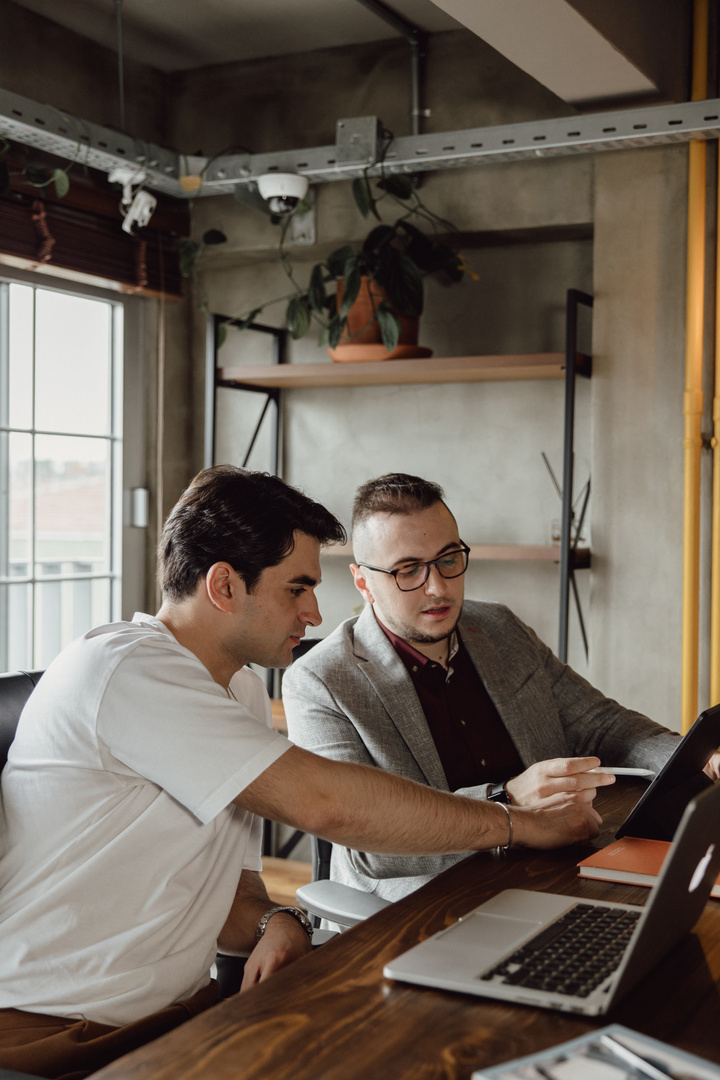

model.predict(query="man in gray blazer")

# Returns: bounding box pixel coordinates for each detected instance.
[283,473,701,903]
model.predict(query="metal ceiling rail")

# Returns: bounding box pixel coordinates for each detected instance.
[2,86,720,200]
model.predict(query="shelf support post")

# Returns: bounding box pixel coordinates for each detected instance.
[559,289,593,663]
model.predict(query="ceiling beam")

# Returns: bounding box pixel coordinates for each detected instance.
[426,0,660,106]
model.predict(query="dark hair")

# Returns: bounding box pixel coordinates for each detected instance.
[352,473,448,532]
[159,465,346,601]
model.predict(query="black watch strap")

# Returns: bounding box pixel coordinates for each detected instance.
[487,781,510,804]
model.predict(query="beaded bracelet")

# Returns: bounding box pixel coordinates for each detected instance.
[497,801,513,852]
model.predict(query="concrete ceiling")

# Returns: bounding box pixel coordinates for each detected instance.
[8,0,671,107]
[8,0,462,71]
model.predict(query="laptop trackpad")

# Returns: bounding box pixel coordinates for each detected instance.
[437,911,546,969]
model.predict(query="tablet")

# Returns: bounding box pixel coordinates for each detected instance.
[615,703,720,840]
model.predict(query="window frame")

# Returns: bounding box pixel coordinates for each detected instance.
[0,265,147,671]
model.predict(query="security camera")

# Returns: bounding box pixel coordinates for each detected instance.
[121,190,157,234]
[257,172,309,215]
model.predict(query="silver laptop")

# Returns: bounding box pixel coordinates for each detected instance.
[383,780,720,1016]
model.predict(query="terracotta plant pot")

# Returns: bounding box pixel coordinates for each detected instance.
[328,276,433,362]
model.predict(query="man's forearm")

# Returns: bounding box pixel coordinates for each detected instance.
[218,870,277,955]
[235,745,599,853]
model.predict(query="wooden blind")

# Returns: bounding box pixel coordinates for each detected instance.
[0,170,188,298]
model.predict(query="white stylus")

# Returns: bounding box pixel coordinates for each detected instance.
[587,766,654,777]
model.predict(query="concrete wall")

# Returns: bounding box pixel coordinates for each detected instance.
[591,145,713,723]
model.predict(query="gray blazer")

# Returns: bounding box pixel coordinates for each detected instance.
[282,600,678,902]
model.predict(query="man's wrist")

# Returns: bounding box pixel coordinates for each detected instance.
[255,905,313,943]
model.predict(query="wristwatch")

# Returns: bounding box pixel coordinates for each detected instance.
[255,905,314,943]
[487,781,511,804]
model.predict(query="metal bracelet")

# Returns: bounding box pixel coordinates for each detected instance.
[497,801,513,853]
[255,905,314,943]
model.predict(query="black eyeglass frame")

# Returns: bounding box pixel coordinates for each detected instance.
[357,543,471,592]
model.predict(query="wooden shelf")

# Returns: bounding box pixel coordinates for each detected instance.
[218,353,567,390]
[323,543,590,567]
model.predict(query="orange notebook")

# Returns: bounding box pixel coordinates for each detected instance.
[577,836,720,896]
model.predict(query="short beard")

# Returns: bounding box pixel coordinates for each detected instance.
[406,627,453,645]
[389,607,460,646]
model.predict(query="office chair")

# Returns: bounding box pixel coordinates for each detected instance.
[283,640,393,929]
[0,669,45,769]
[295,835,391,929]
[0,671,53,1079]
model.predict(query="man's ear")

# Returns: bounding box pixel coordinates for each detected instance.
[350,563,375,605]
[205,562,238,612]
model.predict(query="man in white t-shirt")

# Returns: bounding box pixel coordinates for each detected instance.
[0,466,601,1079]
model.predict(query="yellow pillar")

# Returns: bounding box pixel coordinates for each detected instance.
[682,0,708,732]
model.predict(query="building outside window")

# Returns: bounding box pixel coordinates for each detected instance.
[0,275,139,672]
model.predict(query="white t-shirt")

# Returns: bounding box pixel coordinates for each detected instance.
[0,613,291,1026]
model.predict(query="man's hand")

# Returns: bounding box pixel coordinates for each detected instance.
[512,794,602,849]
[505,756,615,806]
[240,912,312,991]
[704,750,720,782]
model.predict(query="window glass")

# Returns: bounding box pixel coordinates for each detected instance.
[0,280,122,672]
[8,431,32,570]
[34,290,112,436]
[8,283,33,429]
[34,435,110,575]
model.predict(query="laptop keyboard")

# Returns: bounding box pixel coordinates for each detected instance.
[480,903,642,998]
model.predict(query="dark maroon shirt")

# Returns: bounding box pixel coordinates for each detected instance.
[378,620,524,791]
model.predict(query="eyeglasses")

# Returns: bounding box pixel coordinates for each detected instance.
[358,544,471,592]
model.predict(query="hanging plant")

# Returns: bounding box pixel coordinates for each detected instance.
[223,170,470,354]
[0,107,87,201]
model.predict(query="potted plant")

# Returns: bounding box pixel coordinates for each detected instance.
[220,173,470,360]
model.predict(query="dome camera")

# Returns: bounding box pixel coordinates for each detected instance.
[257,172,309,215]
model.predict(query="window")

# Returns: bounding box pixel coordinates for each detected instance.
[0,277,129,671]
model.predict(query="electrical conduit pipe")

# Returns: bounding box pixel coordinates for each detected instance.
[682,0,709,732]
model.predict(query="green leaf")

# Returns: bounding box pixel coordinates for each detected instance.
[438,248,465,283]
[327,314,346,349]
[339,256,362,318]
[287,295,312,339]
[381,248,424,316]
[217,322,228,349]
[53,168,70,198]
[352,177,379,220]
[325,244,356,278]
[377,175,414,200]
[362,224,395,261]
[376,301,401,352]
[202,228,227,245]
[352,177,370,218]
[25,165,51,187]
[308,263,327,313]
[178,239,200,278]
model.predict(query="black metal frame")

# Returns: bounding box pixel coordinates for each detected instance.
[558,288,593,664]
[204,315,286,475]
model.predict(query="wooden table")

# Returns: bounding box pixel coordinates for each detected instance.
[94,781,720,1080]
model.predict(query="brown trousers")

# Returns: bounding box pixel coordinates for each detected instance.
[0,981,220,1080]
